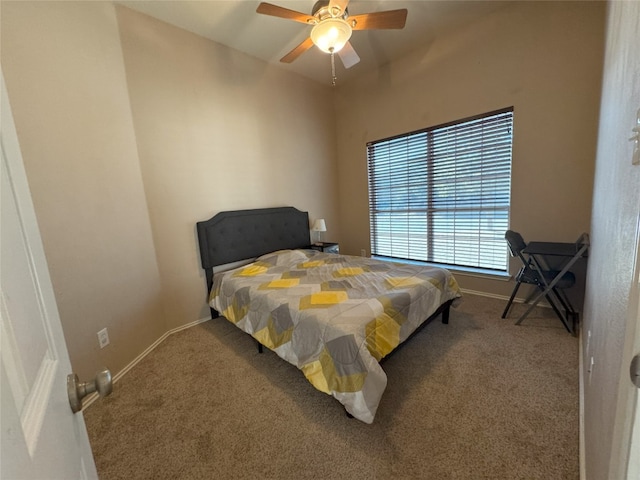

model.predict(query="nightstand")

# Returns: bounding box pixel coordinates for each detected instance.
[310,242,339,254]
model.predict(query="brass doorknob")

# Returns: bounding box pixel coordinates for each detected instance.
[67,368,112,413]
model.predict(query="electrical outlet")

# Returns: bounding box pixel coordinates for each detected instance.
[360,249,366,257]
[97,328,109,349]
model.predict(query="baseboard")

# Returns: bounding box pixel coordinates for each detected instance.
[579,328,586,479]
[460,288,552,308]
[81,316,212,410]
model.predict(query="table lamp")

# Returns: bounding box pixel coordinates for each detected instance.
[312,219,326,245]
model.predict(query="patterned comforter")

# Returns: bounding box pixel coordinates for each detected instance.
[210,249,461,423]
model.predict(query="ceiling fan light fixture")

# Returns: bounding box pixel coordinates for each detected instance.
[310,18,352,53]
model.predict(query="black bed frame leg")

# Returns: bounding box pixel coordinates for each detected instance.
[441,304,450,324]
[253,338,263,354]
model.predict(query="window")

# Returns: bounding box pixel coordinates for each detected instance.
[367,107,513,272]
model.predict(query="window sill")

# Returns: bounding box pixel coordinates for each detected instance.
[371,256,511,281]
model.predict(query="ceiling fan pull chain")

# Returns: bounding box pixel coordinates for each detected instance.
[330,48,337,86]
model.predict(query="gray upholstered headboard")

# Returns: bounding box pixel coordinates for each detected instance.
[196,207,310,302]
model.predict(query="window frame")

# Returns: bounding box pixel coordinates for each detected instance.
[366,107,514,274]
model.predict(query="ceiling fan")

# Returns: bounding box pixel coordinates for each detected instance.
[256,0,407,81]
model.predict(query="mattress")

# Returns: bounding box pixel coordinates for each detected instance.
[210,249,461,423]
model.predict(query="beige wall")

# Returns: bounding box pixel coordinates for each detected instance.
[583,1,640,478]
[1,1,165,381]
[333,1,605,303]
[115,6,339,328]
[1,2,339,379]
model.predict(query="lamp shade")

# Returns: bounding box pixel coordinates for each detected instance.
[312,219,327,232]
[310,18,352,53]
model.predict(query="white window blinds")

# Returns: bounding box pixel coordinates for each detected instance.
[367,108,513,272]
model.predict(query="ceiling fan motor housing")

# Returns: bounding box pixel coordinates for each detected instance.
[255,1,409,70]
[311,0,348,21]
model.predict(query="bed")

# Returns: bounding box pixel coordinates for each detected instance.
[197,206,461,423]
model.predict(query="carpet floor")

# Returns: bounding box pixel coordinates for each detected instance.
[84,293,579,479]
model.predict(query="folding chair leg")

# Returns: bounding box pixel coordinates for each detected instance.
[502,281,522,318]
[544,293,572,333]
[514,289,572,333]
[558,288,579,334]
[550,288,579,333]
[555,288,577,316]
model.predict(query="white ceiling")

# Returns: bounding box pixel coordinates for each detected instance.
[118,0,509,86]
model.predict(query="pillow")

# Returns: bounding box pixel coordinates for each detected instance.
[256,249,311,266]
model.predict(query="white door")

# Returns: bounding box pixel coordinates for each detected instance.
[621,215,640,479]
[0,71,98,478]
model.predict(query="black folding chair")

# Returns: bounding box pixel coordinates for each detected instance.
[502,230,577,332]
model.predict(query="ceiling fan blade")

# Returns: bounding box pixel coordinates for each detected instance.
[280,37,315,63]
[256,2,315,24]
[328,0,350,15]
[338,41,360,69]
[349,9,408,30]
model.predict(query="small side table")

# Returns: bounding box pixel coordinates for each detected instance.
[310,242,339,254]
